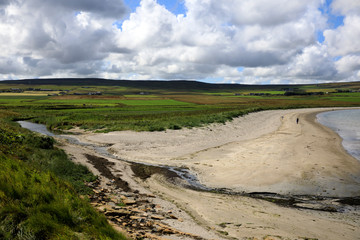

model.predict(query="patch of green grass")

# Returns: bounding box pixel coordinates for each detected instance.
[0,120,127,239]
[116,99,193,106]
[0,154,125,240]
[124,94,159,98]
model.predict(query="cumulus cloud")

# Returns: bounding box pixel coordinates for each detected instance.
[324,15,360,56]
[186,0,316,26]
[336,55,360,74]
[0,0,128,78]
[331,0,360,15]
[288,44,337,79]
[0,0,359,83]
[110,0,329,82]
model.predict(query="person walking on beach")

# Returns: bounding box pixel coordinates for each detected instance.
[296,118,299,124]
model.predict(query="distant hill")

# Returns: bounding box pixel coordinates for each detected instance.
[0,78,359,91]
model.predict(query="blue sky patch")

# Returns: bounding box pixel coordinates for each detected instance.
[319,0,344,29]
[124,0,186,15]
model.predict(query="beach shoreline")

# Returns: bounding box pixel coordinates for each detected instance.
[59,107,360,239]
[77,107,360,197]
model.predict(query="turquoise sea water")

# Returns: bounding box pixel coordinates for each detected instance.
[317,109,360,161]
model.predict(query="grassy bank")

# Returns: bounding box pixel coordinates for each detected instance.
[0,120,126,239]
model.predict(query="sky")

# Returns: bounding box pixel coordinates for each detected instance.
[0,0,359,84]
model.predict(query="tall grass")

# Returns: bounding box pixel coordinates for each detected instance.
[0,155,125,240]
[0,120,126,239]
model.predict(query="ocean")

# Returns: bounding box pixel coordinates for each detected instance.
[317,109,360,161]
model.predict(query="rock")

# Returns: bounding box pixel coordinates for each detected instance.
[112,206,122,210]
[130,216,142,220]
[151,215,165,220]
[136,199,150,204]
[131,208,143,213]
[122,193,134,197]
[146,221,154,227]
[123,199,137,205]
[169,214,178,220]
[162,228,175,234]
[98,205,114,212]
[105,209,131,217]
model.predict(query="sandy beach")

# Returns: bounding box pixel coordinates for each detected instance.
[79,108,360,197]
[60,108,360,239]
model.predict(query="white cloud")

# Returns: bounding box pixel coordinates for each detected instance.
[0,0,127,79]
[0,0,359,83]
[336,55,360,74]
[324,15,360,56]
[109,0,329,81]
[288,44,337,79]
[331,0,360,15]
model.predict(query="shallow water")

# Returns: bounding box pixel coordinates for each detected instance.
[317,109,360,161]
[17,121,55,137]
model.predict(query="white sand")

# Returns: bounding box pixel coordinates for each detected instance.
[78,108,360,197]
[62,108,360,239]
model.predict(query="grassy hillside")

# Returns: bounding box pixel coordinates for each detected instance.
[0,118,126,240]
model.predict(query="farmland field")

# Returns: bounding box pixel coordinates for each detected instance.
[0,79,359,132]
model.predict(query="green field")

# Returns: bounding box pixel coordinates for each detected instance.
[0,79,359,132]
